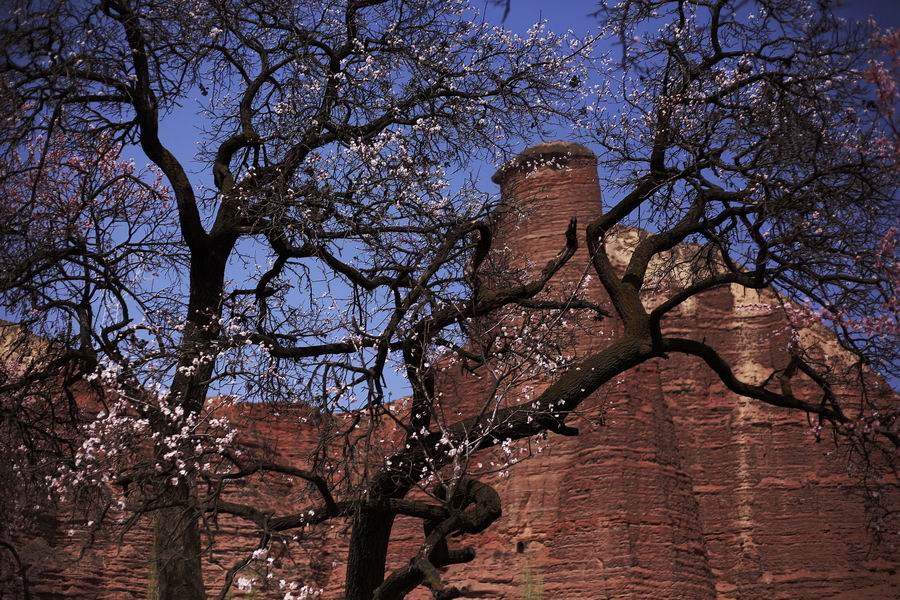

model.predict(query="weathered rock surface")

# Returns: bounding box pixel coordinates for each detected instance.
[3,142,898,599]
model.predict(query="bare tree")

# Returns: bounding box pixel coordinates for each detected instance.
[1,1,592,598]
[0,1,897,599]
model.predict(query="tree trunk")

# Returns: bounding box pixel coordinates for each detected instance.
[345,508,396,600]
[150,252,230,600]
[152,484,205,600]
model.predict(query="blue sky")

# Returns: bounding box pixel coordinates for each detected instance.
[1,2,896,402]
[150,0,900,190]
[109,1,900,401]
[485,0,900,33]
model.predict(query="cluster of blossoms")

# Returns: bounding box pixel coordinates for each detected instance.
[865,28,900,118]
[235,570,320,600]
[48,379,239,509]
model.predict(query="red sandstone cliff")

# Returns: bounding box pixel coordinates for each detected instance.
[3,142,898,599]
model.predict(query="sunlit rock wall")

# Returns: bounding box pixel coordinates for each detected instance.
[3,143,898,600]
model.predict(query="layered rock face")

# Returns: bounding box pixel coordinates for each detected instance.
[3,143,898,599]
[422,143,899,599]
